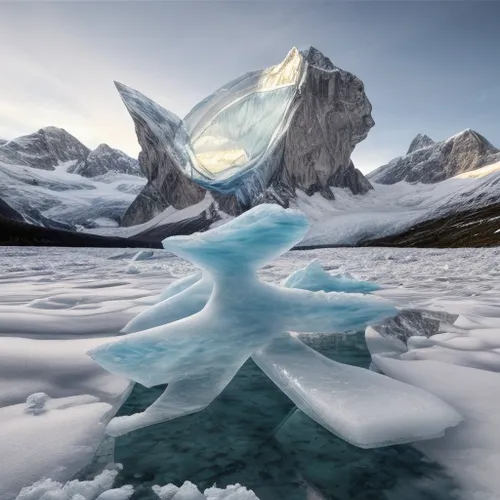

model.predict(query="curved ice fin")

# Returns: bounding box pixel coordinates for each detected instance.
[123,273,211,334]
[158,271,202,303]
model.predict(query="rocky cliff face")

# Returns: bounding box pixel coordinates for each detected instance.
[277,47,374,200]
[119,46,374,228]
[369,129,500,185]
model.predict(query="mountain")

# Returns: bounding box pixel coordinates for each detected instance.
[294,132,500,247]
[0,126,90,171]
[116,47,374,231]
[0,127,145,229]
[69,143,141,178]
[368,129,500,184]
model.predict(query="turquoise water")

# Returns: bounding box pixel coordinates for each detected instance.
[114,333,457,499]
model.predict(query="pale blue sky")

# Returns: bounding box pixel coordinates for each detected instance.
[0,1,499,173]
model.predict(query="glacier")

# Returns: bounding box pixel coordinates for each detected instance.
[89,204,461,447]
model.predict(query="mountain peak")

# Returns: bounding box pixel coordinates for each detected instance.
[300,46,336,71]
[406,134,435,155]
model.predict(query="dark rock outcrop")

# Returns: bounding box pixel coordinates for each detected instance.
[369,129,500,185]
[0,198,24,221]
[406,134,435,155]
[118,47,374,228]
[0,213,159,248]
[276,47,374,199]
[69,144,141,178]
[363,203,500,248]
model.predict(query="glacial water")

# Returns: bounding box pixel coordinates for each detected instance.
[113,333,457,500]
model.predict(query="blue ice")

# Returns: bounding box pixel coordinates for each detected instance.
[88,205,461,445]
[282,259,381,293]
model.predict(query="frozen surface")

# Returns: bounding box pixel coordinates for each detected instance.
[0,335,131,499]
[89,205,397,436]
[1,244,500,498]
[131,250,154,262]
[366,258,500,500]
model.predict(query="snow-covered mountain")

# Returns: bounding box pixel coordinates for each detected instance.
[0,127,145,229]
[368,129,500,185]
[296,132,500,246]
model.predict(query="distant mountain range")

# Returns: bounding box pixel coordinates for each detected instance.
[1,125,499,248]
[0,127,145,231]
[0,47,499,247]
[368,129,500,184]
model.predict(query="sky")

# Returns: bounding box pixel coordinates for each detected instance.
[0,1,499,174]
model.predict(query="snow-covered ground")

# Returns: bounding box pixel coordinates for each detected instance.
[298,167,500,245]
[86,165,500,246]
[0,246,499,499]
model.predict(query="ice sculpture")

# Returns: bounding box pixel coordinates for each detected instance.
[88,205,461,445]
[118,46,374,227]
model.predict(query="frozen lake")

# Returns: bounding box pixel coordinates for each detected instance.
[1,246,499,499]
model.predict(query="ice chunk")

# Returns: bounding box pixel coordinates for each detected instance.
[24,392,50,415]
[96,486,135,500]
[15,468,134,500]
[89,205,396,436]
[124,265,139,275]
[153,482,204,500]
[253,334,462,448]
[131,250,154,262]
[203,483,259,500]
[282,259,381,293]
[152,482,260,500]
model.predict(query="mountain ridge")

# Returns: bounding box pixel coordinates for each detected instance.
[0,127,145,230]
[368,129,500,185]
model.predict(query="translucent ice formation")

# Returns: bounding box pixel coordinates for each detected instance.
[89,204,461,445]
[252,335,462,448]
[282,259,381,293]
